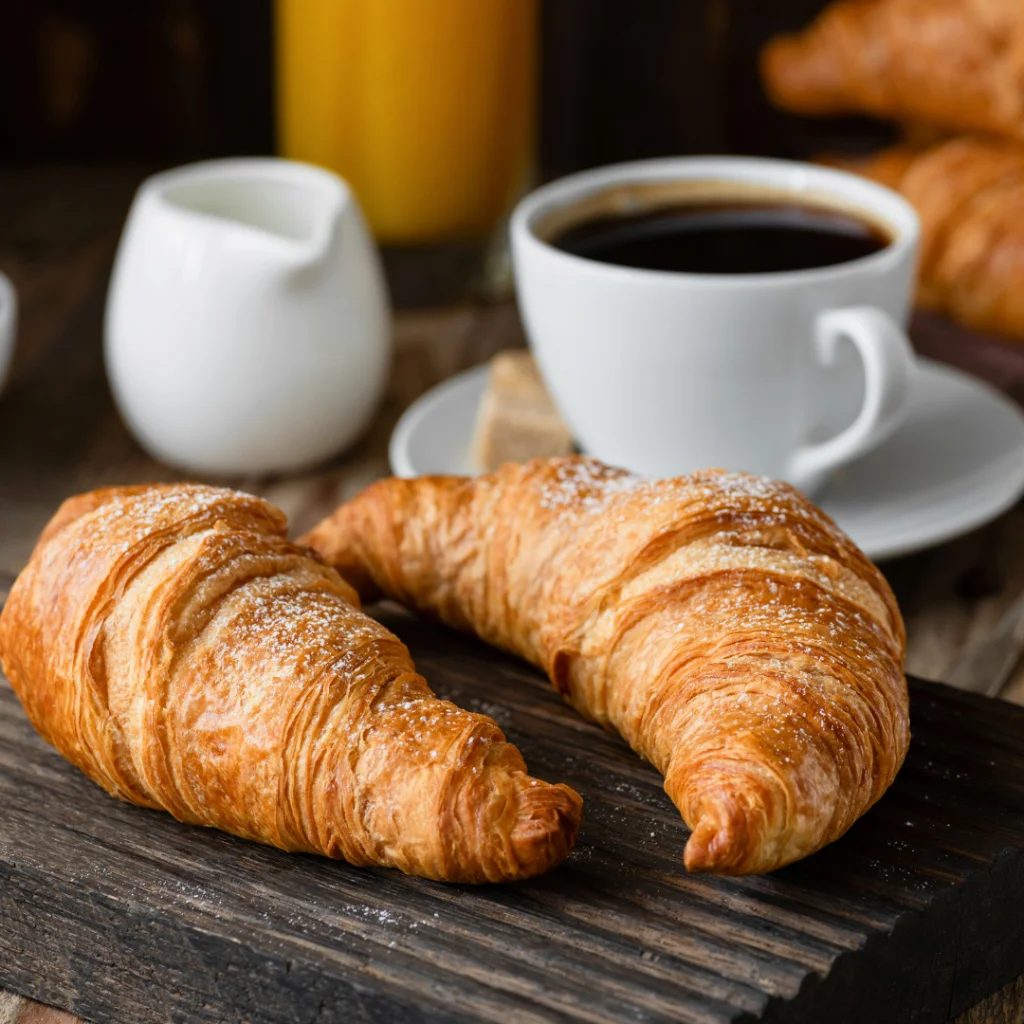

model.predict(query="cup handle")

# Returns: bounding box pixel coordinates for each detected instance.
[0,271,17,394]
[786,306,916,492]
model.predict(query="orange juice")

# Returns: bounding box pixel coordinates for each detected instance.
[275,0,537,244]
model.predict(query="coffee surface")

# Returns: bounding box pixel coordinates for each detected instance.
[551,201,890,274]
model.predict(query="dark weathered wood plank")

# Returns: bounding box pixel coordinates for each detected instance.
[2,609,1024,1024]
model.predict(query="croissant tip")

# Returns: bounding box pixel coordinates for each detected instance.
[509,781,583,879]
[683,805,756,875]
[683,830,727,874]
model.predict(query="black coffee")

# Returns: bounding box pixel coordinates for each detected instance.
[551,201,891,275]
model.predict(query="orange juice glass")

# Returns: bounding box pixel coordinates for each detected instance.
[276,0,537,245]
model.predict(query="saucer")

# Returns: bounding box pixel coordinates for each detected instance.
[390,358,1024,561]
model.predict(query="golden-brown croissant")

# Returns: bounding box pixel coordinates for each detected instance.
[302,458,910,875]
[761,0,1024,142]
[828,137,1024,340]
[0,484,581,883]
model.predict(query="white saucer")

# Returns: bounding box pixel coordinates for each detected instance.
[390,358,1024,562]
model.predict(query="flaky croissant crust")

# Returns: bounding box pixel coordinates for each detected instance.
[303,458,910,875]
[0,484,581,883]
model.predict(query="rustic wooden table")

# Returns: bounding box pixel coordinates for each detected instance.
[1,166,1023,1024]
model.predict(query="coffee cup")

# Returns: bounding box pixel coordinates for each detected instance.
[510,157,919,492]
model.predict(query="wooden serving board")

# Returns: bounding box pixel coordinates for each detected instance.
[2,608,1024,1024]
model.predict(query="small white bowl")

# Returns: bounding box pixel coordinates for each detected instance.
[0,271,17,395]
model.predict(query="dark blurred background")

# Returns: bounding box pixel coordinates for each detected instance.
[0,0,892,174]
[0,0,275,163]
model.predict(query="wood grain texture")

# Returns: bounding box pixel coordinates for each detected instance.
[2,609,1024,1024]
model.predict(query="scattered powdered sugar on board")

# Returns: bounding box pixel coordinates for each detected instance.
[464,699,512,728]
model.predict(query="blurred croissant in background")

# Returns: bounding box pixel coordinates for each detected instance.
[763,0,1024,343]
[761,0,1024,143]
[826,138,1024,341]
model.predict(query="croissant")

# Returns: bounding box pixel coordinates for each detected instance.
[0,484,581,883]
[761,0,1024,143]
[302,458,910,875]
[828,137,1024,340]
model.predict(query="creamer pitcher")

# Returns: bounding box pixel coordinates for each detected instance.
[105,158,390,475]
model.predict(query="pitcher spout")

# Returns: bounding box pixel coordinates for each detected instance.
[149,158,350,273]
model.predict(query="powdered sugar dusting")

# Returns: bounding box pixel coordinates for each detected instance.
[537,458,643,513]
[533,459,842,537]
[72,484,282,562]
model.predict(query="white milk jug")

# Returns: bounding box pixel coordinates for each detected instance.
[106,159,390,475]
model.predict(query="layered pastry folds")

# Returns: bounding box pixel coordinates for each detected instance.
[304,458,910,875]
[0,484,581,882]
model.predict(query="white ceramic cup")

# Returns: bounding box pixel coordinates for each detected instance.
[510,157,920,492]
[106,158,391,475]
[0,271,17,396]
